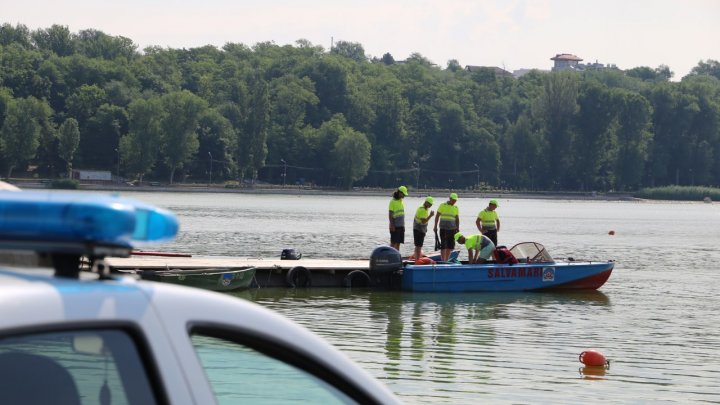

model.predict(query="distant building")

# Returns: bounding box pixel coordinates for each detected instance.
[551,53,583,71]
[72,169,112,183]
[551,53,617,72]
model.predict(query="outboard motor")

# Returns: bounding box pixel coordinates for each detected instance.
[281,248,302,260]
[369,245,402,274]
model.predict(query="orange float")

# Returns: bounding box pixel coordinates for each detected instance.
[579,349,609,367]
[415,257,436,265]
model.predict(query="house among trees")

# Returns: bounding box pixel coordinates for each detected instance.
[551,53,617,72]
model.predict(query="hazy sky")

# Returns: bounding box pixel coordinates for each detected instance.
[4,0,719,79]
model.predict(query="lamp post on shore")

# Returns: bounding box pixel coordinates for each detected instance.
[473,163,480,189]
[208,152,212,186]
[280,158,287,187]
[115,148,120,184]
[414,161,420,189]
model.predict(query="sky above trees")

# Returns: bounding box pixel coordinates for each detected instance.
[4,0,718,80]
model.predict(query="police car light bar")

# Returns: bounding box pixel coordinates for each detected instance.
[0,191,179,256]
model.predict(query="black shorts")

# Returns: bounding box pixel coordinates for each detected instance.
[439,229,456,249]
[390,227,405,244]
[484,229,498,246]
[413,229,426,247]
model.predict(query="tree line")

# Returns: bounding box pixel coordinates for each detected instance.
[1,23,719,190]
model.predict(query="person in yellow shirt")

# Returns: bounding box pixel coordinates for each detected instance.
[455,232,495,264]
[476,199,500,246]
[412,196,435,260]
[388,186,408,250]
[433,193,459,262]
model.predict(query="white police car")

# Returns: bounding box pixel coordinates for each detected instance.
[0,190,400,405]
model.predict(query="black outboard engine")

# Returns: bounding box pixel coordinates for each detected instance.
[281,248,302,260]
[369,246,402,274]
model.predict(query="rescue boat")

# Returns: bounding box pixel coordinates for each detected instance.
[370,242,614,292]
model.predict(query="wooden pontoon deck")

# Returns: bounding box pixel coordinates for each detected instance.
[106,257,374,288]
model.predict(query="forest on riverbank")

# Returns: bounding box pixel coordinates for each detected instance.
[1,23,719,191]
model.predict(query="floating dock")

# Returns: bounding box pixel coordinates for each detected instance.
[105,257,378,288]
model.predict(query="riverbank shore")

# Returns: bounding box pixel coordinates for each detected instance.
[9,179,641,201]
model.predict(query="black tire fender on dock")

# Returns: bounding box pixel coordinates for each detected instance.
[343,270,371,288]
[286,266,312,288]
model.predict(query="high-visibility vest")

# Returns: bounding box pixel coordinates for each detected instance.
[414,206,430,233]
[437,202,458,230]
[389,198,405,227]
[464,234,492,250]
[478,209,498,230]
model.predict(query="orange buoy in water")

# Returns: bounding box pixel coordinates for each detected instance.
[415,257,436,265]
[579,349,609,367]
[608,230,615,235]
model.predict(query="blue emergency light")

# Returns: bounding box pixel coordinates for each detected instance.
[0,191,179,252]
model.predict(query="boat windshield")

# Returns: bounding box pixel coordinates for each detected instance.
[509,242,554,263]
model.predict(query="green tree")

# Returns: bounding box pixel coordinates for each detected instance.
[0,97,44,178]
[244,79,270,182]
[646,84,697,186]
[31,25,75,56]
[160,91,208,183]
[503,112,545,189]
[266,75,318,179]
[536,72,579,188]
[0,23,31,48]
[194,108,236,181]
[57,118,80,177]
[625,66,672,82]
[332,125,371,189]
[65,84,107,123]
[74,29,137,61]
[614,90,652,190]
[571,82,617,190]
[0,87,12,129]
[689,59,720,80]
[331,41,366,63]
[381,52,395,65]
[302,56,351,125]
[78,104,127,171]
[120,98,164,183]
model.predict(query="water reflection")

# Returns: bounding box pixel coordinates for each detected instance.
[233,288,611,394]
[579,365,608,379]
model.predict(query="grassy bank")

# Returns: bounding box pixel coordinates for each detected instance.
[634,186,719,201]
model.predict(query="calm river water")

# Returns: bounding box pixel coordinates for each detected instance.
[120,191,720,404]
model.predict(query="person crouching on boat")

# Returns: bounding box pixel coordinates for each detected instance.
[434,193,459,262]
[413,196,435,260]
[455,232,495,264]
[389,186,408,251]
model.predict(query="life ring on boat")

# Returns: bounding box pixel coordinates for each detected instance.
[286,266,312,288]
[343,270,371,288]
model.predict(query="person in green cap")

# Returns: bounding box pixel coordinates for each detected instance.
[455,232,495,264]
[476,199,500,246]
[433,193,459,262]
[412,196,435,260]
[388,186,408,250]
